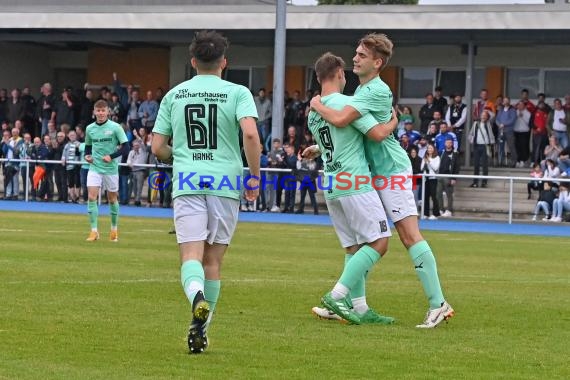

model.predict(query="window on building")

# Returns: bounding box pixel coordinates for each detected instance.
[224,68,250,89]
[436,69,486,99]
[506,69,539,99]
[544,70,570,98]
[401,68,434,99]
[251,67,266,93]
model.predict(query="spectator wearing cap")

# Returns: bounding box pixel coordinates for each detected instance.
[402,120,421,146]
[469,110,495,188]
[434,122,458,154]
[396,105,414,138]
[437,137,460,217]
[445,94,468,151]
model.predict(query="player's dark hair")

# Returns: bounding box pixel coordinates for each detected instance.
[190,30,229,70]
[314,52,345,83]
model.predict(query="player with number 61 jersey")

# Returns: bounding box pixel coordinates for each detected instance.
[153,76,258,200]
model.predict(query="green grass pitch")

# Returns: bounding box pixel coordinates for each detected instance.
[0,211,569,380]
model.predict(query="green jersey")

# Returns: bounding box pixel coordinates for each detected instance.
[308,93,377,200]
[84,120,128,175]
[349,76,410,176]
[153,75,258,200]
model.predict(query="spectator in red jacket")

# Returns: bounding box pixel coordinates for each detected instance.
[532,101,549,164]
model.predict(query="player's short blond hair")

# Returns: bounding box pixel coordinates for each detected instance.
[358,33,394,71]
[314,52,345,82]
[94,99,108,109]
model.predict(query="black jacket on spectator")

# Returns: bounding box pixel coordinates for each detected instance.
[538,188,557,208]
[8,99,25,123]
[439,148,460,179]
[419,103,441,134]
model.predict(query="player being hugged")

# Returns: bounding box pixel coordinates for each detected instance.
[84,99,129,242]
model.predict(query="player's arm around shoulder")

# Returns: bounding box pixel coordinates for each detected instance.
[310,95,360,128]
[365,107,399,142]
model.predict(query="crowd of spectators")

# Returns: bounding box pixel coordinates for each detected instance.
[1,76,570,221]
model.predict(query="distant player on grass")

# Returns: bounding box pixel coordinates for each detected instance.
[309,52,398,325]
[310,33,454,328]
[84,99,129,242]
[152,30,260,353]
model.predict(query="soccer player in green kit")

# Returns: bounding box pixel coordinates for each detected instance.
[311,33,454,328]
[152,31,260,353]
[309,52,399,325]
[84,99,129,242]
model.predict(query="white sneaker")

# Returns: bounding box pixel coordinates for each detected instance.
[428,215,438,220]
[532,215,537,221]
[240,205,247,212]
[270,205,280,212]
[416,301,455,329]
[550,216,562,222]
[542,216,551,222]
[311,306,342,321]
[441,210,452,218]
[420,215,427,220]
[247,205,255,212]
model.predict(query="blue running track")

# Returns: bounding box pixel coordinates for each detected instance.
[0,200,568,238]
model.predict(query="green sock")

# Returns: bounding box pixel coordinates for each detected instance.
[336,245,380,293]
[204,279,221,314]
[409,240,445,309]
[180,260,204,305]
[110,202,119,229]
[204,279,220,330]
[87,200,98,230]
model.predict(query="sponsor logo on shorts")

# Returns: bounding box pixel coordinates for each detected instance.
[379,220,388,232]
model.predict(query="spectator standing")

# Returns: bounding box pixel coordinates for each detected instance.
[21,87,37,137]
[37,135,55,201]
[433,86,448,115]
[548,98,570,149]
[53,132,68,202]
[445,94,467,151]
[532,102,549,164]
[473,89,496,122]
[127,90,142,132]
[396,106,414,138]
[434,122,457,154]
[402,120,421,146]
[79,89,95,127]
[19,133,33,198]
[254,88,272,146]
[1,128,23,199]
[519,89,536,114]
[469,110,495,188]
[139,90,159,131]
[0,89,7,125]
[266,138,285,212]
[37,83,56,138]
[55,88,75,129]
[282,143,297,213]
[496,97,517,167]
[514,102,531,167]
[420,143,440,220]
[62,130,81,203]
[127,139,148,206]
[408,147,422,207]
[419,93,438,134]
[8,88,25,126]
[437,138,459,217]
[294,151,319,215]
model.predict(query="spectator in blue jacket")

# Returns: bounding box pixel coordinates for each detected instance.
[402,120,421,146]
[496,96,518,167]
[434,122,458,154]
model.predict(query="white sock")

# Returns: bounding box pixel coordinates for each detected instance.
[91,228,98,232]
[352,296,369,315]
[111,226,117,231]
[331,282,349,300]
